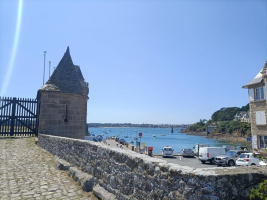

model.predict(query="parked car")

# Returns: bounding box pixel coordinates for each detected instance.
[182,148,195,157]
[215,150,250,167]
[199,147,226,164]
[222,145,235,152]
[162,146,174,158]
[119,138,126,145]
[259,159,267,166]
[236,153,260,166]
[236,146,248,151]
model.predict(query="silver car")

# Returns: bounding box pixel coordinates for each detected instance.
[182,148,195,157]
[215,150,250,167]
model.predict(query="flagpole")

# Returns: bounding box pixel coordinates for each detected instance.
[49,61,51,79]
[43,51,47,85]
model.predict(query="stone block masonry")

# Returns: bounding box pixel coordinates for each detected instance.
[38,134,267,200]
[38,92,87,139]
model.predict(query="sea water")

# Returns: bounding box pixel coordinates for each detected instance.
[87,127,248,154]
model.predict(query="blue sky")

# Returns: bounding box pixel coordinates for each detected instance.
[0,0,267,124]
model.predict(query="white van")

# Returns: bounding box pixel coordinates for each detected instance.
[199,147,226,164]
[192,143,209,156]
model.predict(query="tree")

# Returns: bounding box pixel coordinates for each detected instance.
[249,180,267,199]
[211,107,245,122]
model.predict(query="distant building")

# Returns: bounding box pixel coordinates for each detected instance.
[207,125,217,135]
[234,111,250,123]
[242,60,267,150]
[37,47,89,139]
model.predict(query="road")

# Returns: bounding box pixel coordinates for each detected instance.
[154,155,219,168]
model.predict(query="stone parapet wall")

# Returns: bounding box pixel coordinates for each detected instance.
[38,92,87,139]
[38,134,267,200]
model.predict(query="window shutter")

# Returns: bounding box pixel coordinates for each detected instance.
[252,135,257,149]
[256,111,266,125]
[248,89,254,102]
[256,111,261,124]
[262,111,266,124]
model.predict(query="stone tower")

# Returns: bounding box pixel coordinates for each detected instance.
[37,47,89,139]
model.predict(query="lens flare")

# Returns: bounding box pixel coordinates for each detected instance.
[0,0,23,96]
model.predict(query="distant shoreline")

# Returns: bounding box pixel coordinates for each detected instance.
[185,131,207,136]
[183,131,247,142]
[89,127,185,129]
[206,133,247,142]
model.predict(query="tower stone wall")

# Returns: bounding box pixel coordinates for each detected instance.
[38,92,87,139]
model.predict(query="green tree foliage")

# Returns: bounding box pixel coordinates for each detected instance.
[186,104,250,134]
[240,103,249,112]
[211,104,249,122]
[211,107,241,121]
[188,119,207,132]
[249,180,267,199]
[213,121,251,136]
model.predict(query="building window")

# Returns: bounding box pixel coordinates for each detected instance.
[259,136,267,149]
[256,111,266,125]
[255,87,265,101]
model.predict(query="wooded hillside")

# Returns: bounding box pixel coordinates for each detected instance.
[184,104,250,136]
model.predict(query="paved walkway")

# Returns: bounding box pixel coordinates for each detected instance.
[0,138,97,200]
[104,139,135,150]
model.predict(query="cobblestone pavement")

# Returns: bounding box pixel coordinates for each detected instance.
[0,138,97,200]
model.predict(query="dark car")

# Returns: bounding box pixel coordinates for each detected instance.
[236,146,248,151]
[119,138,126,145]
[215,150,250,167]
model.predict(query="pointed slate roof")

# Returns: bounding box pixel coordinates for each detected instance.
[74,65,84,80]
[39,47,84,96]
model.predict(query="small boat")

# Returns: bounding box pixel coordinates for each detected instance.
[134,130,138,132]
[161,134,166,136]
[152,135,156,137]
[134,137,138,140]
[129,140,134,143]
[121,130,125,133]
[124,136,128,138]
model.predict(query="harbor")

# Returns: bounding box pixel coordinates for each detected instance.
[86,127,248,154]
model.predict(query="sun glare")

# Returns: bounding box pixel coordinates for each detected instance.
[0,0,23,96]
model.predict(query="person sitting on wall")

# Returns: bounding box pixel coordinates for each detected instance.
[120,145,123,149]
[116,144,119,148]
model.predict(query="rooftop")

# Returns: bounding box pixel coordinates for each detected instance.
[242,60,267,89]
[39,47,87,96]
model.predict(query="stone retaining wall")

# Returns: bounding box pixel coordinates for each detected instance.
[38,134,267,200]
